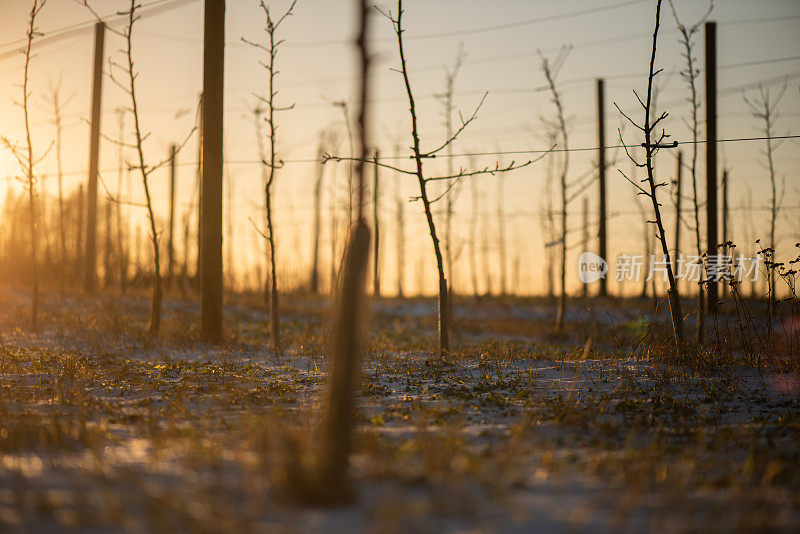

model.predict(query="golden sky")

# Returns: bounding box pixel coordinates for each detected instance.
[1,0,799,295]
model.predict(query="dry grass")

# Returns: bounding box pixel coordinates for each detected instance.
[0,287,798,532]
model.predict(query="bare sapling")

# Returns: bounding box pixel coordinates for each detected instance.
[582,196,589,297]
[104,196,113,287]
[243,0,298,352]
[617,0,685,354]
[396,160,405,298]
[540,47,571,330]
[672,150,683,276]
[328,0,539,354]
[437,45,466,297]
[251,103,269,297]
[668,0,712,344]
[46,80,73,293]
[371,149,380,296]
[1,0,49,330]
[539,128,558,299]
[167,144,177,290]
[743,83,787,312]
[115,108,128,292]
[181,204,191,295]
[481,222,492,295]
[497,174,508,296]
[633,189,654,300]
[194,93,203,292]
[331,100,356,226]
[75,184,84,278]
[721,167,729,295]
[77,0,196,335]
[309,131,329,295]
[329,167,339,294]
[469,163,480,298]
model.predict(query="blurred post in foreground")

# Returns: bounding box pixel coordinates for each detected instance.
[200,0,224,341]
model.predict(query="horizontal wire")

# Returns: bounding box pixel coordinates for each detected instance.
[8,134,797,180]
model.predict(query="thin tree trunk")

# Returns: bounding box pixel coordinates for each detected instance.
[113,1,164,335]
[104,199,113,287]
[244,1,298,351]
[669,0,710,344]
[704,21,718,316]
[195,94,204,291]
[469,176,479,298]
[116,109,127,292]
[722,168,729,295]
[167,144,177,290]
[497,175,507,296]
[267,185,280,350]
[226,165,234,292]
[330,177,339,295]
[310,141,324,295]
[673,150,682,278]
[582,196,588,298]
[20,2,44,329]
[182,209,190,295]
[639,203,651,299]
[76,185,84,280]
[53,89,67,294]
[441,48,463,299]
[372,149,380,296]
[540,53,570,330]
[393,4,448,353]
[641,0,685,353]
[396,176,405,298]
[482,224,491,297]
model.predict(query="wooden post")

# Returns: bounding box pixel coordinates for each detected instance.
[596,78,607,297]
[319,222,369,501]
[317,0,372,499]
[705,21,718,314]
[673,151,683,277]
[200,0,224,341]
[167,144,177,290]
[83,22,105,293]
[372,149,380,296]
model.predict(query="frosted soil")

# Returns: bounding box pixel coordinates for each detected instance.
[1,289,798,533]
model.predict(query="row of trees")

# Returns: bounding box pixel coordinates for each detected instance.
[1,0,792,351]
[1,0,794,501]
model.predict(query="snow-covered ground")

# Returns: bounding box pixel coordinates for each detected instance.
[1,289,798,532]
